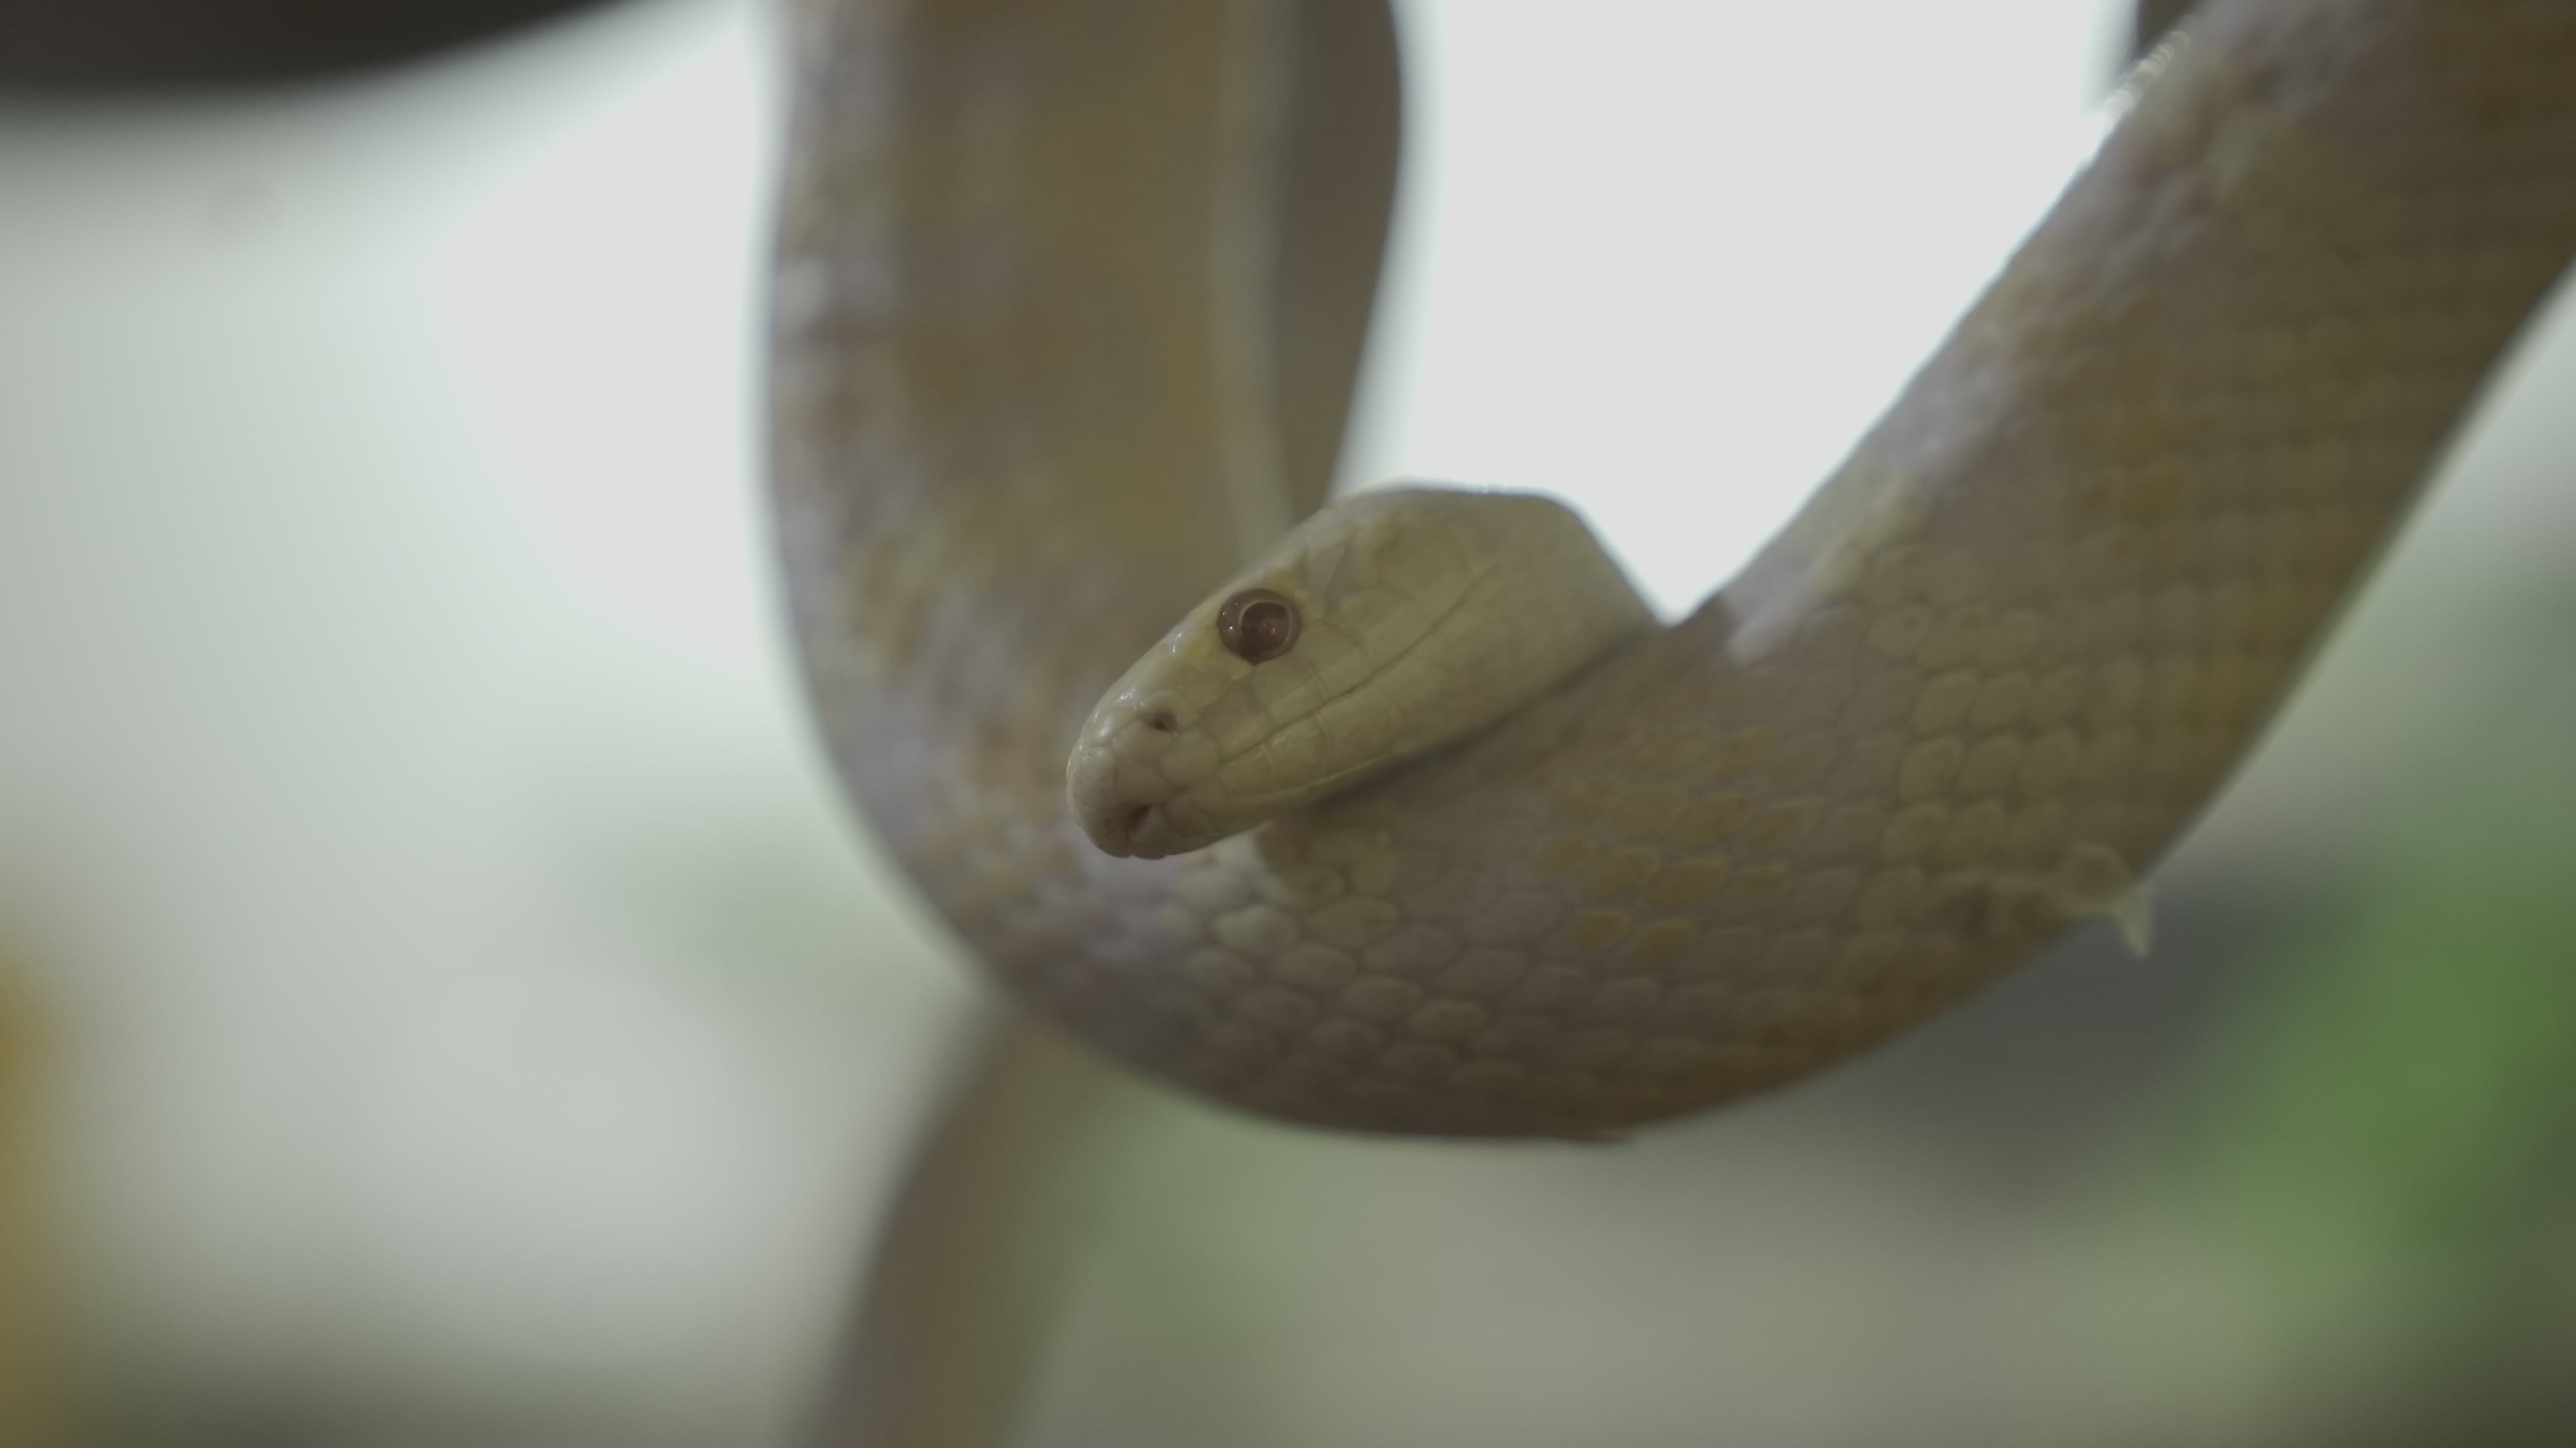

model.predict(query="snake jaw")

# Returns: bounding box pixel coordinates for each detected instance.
[1103,802,1187,860]
[1081,800,1155,859]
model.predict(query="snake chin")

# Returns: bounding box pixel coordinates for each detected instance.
[1079,793,1216,861]
[1102,802,1185,860]
[1084,801,1151,858]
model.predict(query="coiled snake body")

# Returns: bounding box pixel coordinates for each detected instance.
[772,0,2576,1138]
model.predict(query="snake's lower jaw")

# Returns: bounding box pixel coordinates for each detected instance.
[1066,733,1186,860]
[1074,794,1211,861]
[1108,802,1191,860]
[1070,765,1226,860]
[1079,804,1145,859]
[1069,749,1221,859]
[1066,765,1149,859]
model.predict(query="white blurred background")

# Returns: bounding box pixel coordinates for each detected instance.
[4,1,2574,1443]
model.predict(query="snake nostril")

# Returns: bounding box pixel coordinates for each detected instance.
[1123,804,1152,839]
[1143,708,1178,733]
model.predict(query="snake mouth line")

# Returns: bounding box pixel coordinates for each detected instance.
[1111,802,1154,856]
[1079,798,1166,859]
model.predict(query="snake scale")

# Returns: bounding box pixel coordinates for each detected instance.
[770,0,2576,1138]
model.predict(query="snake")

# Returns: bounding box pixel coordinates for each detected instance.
[769,0,2576,1139]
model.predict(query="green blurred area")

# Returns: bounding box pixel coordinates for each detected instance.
[2160,589,2576,1445]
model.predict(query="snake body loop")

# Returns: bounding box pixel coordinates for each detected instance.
[773,0,2576,1138]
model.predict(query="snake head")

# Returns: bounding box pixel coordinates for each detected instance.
[1067,487,1653,859]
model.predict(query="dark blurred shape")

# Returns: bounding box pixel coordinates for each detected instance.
[0,0,614,85]
[2131,0,2194,62]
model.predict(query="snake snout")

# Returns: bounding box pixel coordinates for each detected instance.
[1066,691,1204,857]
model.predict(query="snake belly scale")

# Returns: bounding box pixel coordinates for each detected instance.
[771,0,2576,1138]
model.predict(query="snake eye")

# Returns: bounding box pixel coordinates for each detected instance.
[1217,588,1300,664]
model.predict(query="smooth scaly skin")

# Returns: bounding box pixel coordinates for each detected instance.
[773,0,2576,1138]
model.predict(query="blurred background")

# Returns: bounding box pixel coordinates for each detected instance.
[2,1,2572,1444]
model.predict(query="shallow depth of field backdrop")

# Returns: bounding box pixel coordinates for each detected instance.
[2,1,2572,1444]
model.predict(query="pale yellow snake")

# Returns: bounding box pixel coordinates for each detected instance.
[770,0,2576,1139]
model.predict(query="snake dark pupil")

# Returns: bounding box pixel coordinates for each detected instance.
[1240,604,1289,654]
[1218,589,1300,663]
